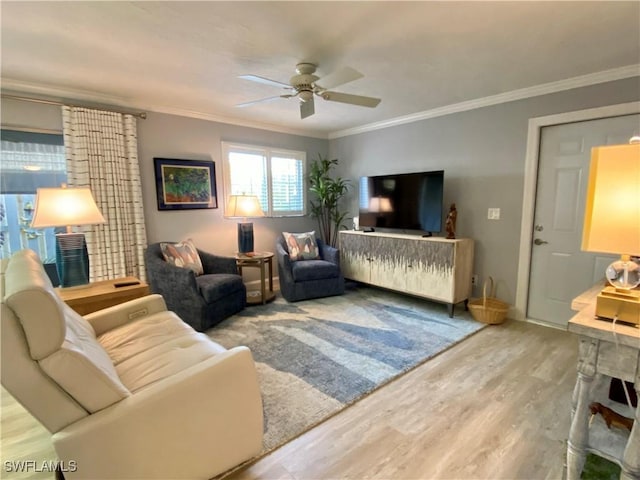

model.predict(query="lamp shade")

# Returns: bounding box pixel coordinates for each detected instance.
[225,195,265,218]
[31,187,106,228]
[30,187,105,288]
[581,144,640,256]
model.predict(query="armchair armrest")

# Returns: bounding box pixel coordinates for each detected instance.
[84,294,168,336]
[146,256,205,312]
[148,256,199,291]
[320,243,340,267]
[53,347,263,480]
[198,249,238,275]
[275,242,294,282]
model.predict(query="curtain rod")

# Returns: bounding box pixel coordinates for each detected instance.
[1,94,147,119]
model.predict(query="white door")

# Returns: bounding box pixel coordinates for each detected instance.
[527,114,639,327]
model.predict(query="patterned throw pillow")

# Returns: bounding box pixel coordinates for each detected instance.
[282,231,320,262]
[160,239,204,275]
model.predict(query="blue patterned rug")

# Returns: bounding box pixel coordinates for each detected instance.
[207,283,485,453]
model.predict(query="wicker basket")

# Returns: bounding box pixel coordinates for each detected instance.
[468,276,509,325]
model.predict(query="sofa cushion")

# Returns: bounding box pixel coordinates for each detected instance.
[196,274,245,303]
[4,250,66,360]
[4,249,130,414]
[160,239,204,275]
[292,259,340,282]
[282,231,320,261]
[98,311,198,365]
[38,306,131,413]
[100,311,226,392]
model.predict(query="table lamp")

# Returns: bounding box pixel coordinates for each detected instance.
[581,142,640,325]
[226,194,264,254]
[31,186,106,288]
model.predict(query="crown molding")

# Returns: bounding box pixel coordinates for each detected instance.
[0,79,329,140]
[141,103,329,139]
[328,64,640,139]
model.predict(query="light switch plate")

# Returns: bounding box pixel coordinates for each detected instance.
[488,208,501,220]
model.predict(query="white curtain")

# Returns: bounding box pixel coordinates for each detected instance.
[62,106,147,281]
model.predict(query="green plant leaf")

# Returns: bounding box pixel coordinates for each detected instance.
[307,153,351,247]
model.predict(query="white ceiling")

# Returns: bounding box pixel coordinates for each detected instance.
[2,1,639,138]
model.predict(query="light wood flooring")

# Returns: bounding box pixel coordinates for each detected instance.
[1,320,577,480]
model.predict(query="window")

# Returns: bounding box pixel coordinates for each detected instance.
[222,142,306,217]
[0,129,67,260]
[358,176,369,210]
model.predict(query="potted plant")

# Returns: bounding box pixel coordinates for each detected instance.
[308,154,350,248]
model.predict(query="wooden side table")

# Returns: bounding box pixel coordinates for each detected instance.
[566,286,640,480]
[235,252,275,305]
[56,277,150,315]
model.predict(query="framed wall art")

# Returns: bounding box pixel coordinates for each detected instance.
[154,158,217,210]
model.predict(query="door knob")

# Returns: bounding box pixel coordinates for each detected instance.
[534,238,548,245]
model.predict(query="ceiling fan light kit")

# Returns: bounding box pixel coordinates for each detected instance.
[238,62,381,119]
[298,90,314,103]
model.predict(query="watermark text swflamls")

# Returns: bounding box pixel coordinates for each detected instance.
[4,460,78,473]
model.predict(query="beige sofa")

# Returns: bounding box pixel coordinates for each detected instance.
[1,249,263,479]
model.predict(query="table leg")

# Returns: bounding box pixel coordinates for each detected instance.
[260,260,266,305]
[620,379,640,480]
[566,338,598,480]
[267,258,273,292]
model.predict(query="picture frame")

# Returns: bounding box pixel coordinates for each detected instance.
[154,158,217,210]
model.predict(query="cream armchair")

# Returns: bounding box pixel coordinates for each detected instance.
[1,250,263,479]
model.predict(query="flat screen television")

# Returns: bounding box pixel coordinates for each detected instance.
[358,170,444,234]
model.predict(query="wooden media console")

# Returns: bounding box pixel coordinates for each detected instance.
[339,231,474,317]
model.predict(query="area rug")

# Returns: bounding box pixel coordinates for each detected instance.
[207,284,485,454]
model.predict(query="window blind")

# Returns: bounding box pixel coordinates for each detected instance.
[223,142,306,217]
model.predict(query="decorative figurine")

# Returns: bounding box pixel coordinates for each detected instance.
[589,402,634,432]
[445,203,457,239]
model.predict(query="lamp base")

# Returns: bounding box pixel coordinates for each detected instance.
[56,233,90,288]
[237,222,254,254]
[595,286,640,326]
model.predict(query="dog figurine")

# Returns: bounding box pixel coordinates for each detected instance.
[589,402,634,432]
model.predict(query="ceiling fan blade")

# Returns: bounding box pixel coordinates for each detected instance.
[320,91,381,108]
[315,67,363,90]
[239,74,292,89]
[236,95,289,108]
[300,96,315,119]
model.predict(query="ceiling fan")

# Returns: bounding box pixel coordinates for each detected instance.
[237,63,381,119]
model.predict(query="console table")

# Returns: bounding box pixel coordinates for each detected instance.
[56,277,149,315]
[235,252,275,305]
[339,231,474,316]
[566,285,640,479]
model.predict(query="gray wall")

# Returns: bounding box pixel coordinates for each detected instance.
[137,113,325,265]
[3,77,639,298]
[0,98,326,282]
[329,77,640,304]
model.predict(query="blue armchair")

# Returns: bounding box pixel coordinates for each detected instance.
[276,234,345,302]
[145,243,246,331]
